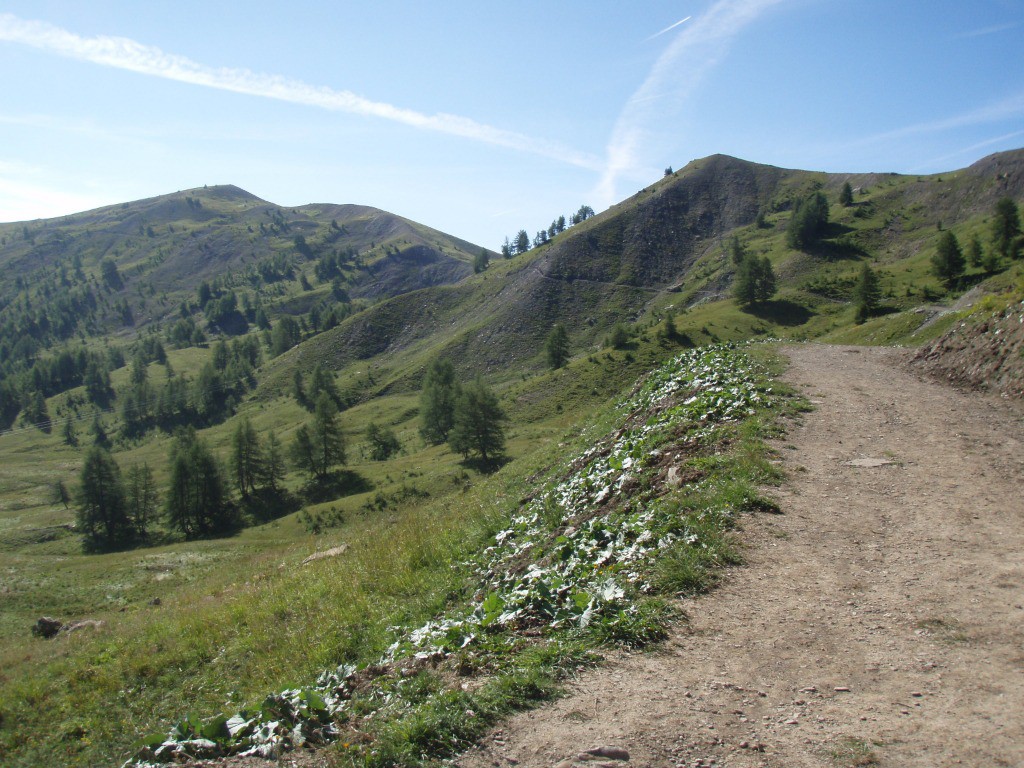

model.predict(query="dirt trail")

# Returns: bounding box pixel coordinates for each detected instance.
[456,344,1024,768]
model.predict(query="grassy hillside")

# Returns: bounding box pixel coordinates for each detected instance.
[256,149,1024,403]
[0,148,1022,765]
[0,185,486,353]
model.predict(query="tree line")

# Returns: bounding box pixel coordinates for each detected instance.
[76,390,338,550]
[499,205,595,259]
[76,354,512,550]
[931,197,1021,288]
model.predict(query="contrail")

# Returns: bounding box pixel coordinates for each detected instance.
[0,13,602,171]
[596,0,787,208]
[646,16,692,41]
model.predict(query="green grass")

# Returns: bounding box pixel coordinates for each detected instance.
[0,342,793,766]
[828,736,880,766]
[2,152,1020,765]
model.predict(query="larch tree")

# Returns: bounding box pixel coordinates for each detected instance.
[545,323,570,369]
[786,190,830,249]
[853,263,882,323]
[932,231,965,288]
[165,429,231,538]
[991,197,1021,261]
[449,377,507,465]
[261,431,287,493]
[734,254,776,307]
[124,462,159,539]
[77,446,131,550]
[292,393,346,481]
[513,229,531,255]
[839,181,854,207]
[231,416,264,500]
[366,421,401,461]
[419,358,459,445]
[473,249,490,273]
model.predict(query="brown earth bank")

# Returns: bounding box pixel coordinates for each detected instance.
[453,344,1024,768]
[913,296,1024,400]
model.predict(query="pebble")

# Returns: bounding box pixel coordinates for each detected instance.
[834,686,851,692]
[582,746,630,761]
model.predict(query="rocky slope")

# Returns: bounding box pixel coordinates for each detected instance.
[912,294,1024,399]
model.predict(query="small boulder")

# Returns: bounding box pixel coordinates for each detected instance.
[32,616,64,638]
[584,746,630,761]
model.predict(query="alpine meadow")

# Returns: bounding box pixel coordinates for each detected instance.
[0,142,1023,765]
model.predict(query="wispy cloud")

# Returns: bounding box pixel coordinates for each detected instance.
[953,21,1020,39]
[910,128,1024,171]
[0,13,601,171]
[851,90,1024,147]
[646,16,692,42]
[595,0,787,207]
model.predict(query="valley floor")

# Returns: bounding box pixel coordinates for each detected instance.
[454,344,1024,768]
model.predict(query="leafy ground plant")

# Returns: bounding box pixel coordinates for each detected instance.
[129,343,786,767]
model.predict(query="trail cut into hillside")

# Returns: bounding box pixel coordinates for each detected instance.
[456,344,1024,768]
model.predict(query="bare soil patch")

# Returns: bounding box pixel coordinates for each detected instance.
[913,296,1024,400]
[455,344,1024,768]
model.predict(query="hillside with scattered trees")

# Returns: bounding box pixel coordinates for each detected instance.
[0,148,1022,767]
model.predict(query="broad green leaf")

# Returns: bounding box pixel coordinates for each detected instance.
[201,715,230,742]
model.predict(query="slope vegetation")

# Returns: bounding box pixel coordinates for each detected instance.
[458,344,1024,768]
[0,149,1022,766]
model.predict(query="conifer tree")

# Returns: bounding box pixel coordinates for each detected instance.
[291,425,316,480]
[261,431,287,492]
[24,390,50,433]
[309,365,341,407]
[366,421,401,461]
[966,234,983,268]
[91,416,110,447]
[839,181,854,206]
[729,236,746,265]
[84,360,112,407]
[473,249,490,273]
[231,416,264,500]
[853,263,882,323]
[545,323,570,369]
[734,254,776,306]
[124,462,159,538]
[608,323,630,350]
[658,309,678,342]
[165,429,231,538]
[991,197,1021,261]
[77,446,131,550]
[932,231,965,288]
[513,229,531,255]
[449,377,507,464]
[62,419,78,447]
[419,358,459,444]
[292,393,346,481]
[292,369,307,408]
[786,191,829,249]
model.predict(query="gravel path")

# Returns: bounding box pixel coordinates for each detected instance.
[455,344,1024,768]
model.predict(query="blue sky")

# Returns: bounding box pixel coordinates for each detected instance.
[0,0,1022,249]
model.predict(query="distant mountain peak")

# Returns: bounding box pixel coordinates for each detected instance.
[183,184,266,202]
